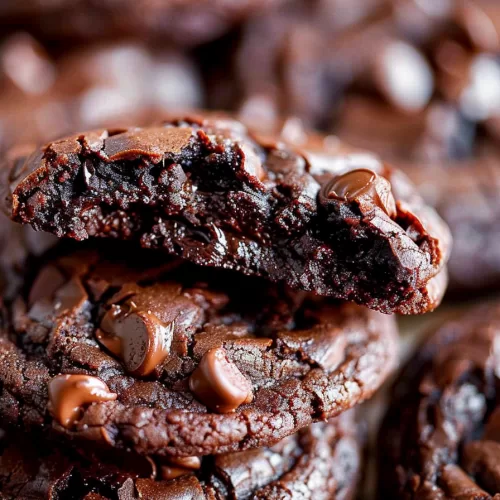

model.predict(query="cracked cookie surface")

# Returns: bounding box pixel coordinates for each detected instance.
[0,410,361,499]
[0,242,396,457]
[3,115,450,314]
[379,301,500,499]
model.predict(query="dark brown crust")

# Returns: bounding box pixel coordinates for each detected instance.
[0,411,361,499]
[379,301,500,499]
[0,243,397,458]
[3,115,451,314]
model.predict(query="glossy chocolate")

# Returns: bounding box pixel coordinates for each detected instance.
[322,168,397,217]
[160,456,201,481]
[48,374,117,428]
[97,303,172,377]
[189,347,253,413]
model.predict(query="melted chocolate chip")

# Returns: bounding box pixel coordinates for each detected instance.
[189,347,253,413]
[48,374,117,428]
[96,302,172,377]
[103,127,193,161]
[28,264,66,307]
[53,277,88,314]
[28,266,88,323]
[169,456,202,470]
[328,169,376,199]
[322,168,397,217]
[160,456,201,480]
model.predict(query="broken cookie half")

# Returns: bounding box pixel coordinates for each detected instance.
[3,115,451,314]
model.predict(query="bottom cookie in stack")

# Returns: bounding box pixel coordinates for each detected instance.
[378,301,500,499]
[0,410,361,499]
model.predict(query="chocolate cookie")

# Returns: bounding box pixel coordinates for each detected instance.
[3,115,450,314]
[379,301,500,498]
[0,411,361,499]
[0,243,396,457]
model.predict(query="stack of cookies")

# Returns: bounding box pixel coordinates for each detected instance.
[0,114,451,498]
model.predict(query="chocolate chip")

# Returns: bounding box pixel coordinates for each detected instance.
[96,303,173,377]
[328,169,376,199]
[160,456,201,480]
[53,277,88,314]
[189,347,253,413]
[28,266,88,322]
[322,168,397,217]
[103,127,193,161]
[168,456,201,470]
[28,264,66,307]
[135,475,205,498]
[48,374,117,428]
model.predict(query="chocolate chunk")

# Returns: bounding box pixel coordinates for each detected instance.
[189,347,253,413]
[103,127,193,161]
[0,245,397,457]
[96,303,173,377]
[48,374,117,428]
[27,265,88,324]
[321,168,397,217]
[160,456,201,481]
[3,116,450,315]
[53,278,89,314]
[28,264,66,307]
